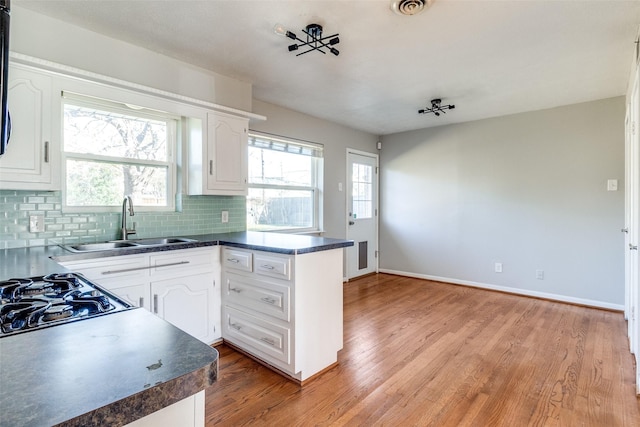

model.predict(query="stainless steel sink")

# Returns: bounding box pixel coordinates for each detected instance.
[129,237,196,246]
[63,237,196,253]
[65,241,139,252]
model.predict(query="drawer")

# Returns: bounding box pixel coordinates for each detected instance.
[224,273,290,322]
[223,248,252,272]
[223,306,290,366]
[59,255,148,282]
[254,253,291,281]
[149,248,215,276]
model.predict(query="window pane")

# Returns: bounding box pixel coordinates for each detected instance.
[247,188,314,230]
[352,163,373,219]
[64,104,168,161]
[248,147,312,186]
[66,159,167,207]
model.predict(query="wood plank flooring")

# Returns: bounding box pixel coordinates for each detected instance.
[205,273,640,426]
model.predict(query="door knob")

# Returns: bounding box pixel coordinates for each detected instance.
[622,228,629,233]
[349,221,355,225]
[630,243,638,250]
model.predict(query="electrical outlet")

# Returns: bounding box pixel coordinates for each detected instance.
[221,211,229,223]
[494,262,503,273]
[29,215,45,233]
[536,269,544,280]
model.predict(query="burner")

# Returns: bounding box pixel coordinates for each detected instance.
[21,283,55,296]
[0,300,49,333]
[42,305,74,322]
[0,278,33,303]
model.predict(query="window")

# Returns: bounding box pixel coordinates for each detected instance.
[247,133,323,232]
[62,93,177,211]
[352,162,373,219]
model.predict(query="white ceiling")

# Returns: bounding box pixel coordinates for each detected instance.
[16,0,640,135]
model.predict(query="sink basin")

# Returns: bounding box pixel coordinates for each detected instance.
[65,241,139,252]
[63,237,197,252]
[130,237,196,246]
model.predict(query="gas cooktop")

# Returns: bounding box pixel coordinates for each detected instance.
[0,272,133,337]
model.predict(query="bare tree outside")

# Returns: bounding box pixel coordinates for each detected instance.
[63,103,170,207]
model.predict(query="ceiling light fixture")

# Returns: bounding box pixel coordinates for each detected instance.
[274,23,340,57]
[418,99,455,117]
[391,0,433,16]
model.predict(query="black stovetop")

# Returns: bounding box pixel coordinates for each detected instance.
[0,272,132,337]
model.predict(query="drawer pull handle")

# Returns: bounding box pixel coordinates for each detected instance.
[260,337,276,346]
[139,297,144,308]
[230,323,242,330]
[229,287,242,293]
[260,264,275,270]
[226,258,240,264]
[153,294,158,314]
[261,297,277,305]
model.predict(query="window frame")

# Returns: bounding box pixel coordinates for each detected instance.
[247,132,324,233]
[61,92,178,213]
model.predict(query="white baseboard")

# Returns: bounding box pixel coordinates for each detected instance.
[378,268,624,311]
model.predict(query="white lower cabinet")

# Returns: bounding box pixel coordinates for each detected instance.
[221,246,344,382]
[152,272,217,344]
[125,391,205,427]
[57,247,221,344]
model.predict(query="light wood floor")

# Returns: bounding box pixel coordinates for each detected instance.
[206,273,640,426]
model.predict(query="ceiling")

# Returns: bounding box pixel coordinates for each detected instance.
[16,0,640,135]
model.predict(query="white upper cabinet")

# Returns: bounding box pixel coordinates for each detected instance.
[189,111,248,196]
[0,64,59,190]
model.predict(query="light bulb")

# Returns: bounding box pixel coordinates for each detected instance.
[273,23,287,36]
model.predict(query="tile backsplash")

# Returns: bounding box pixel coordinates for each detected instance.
[0,190,246,249]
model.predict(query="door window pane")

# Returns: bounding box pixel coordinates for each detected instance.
[352,163,373,219]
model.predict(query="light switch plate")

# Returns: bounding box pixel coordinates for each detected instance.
[221,211,229,223]
[607,179,618,191]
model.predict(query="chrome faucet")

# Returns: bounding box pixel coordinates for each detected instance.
[121,195,136,240]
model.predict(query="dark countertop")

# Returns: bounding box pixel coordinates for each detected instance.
[0,308,218,427]
[191,231,354,255]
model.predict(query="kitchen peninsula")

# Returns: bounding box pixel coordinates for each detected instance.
[0,232,352,426]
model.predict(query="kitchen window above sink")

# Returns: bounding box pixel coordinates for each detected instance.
[61,92,178,213]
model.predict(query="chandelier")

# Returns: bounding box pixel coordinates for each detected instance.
[274,23,340,57]
[418,99,455,117]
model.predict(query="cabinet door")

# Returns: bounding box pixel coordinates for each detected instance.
[0,65,56,189]
[206,112,248,195]
[151,272,218,344]
[100,280,150,311]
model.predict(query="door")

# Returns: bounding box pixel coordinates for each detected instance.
[626,64,640,394]
[346,150,378,279]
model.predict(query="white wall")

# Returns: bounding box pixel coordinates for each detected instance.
[11,6,252,111]
[251,100,378,239]
[380,97,625,308]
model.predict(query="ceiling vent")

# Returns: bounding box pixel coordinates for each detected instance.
[390,0,432,16]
